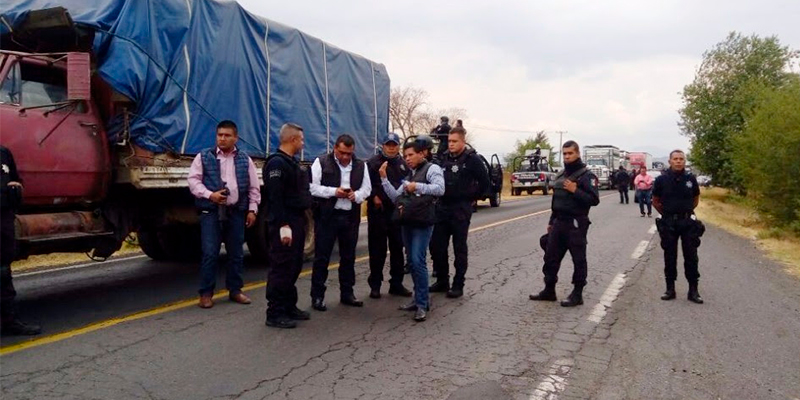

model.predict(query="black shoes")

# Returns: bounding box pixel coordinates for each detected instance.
[388,285,412,297]
[340,294,364,307]
[265,316,297,329]
[446,288,463,298]
[0,319,42,336]
[311,297,327,311]
[661,280,676,300]
[688,283,704,304]
[647,213,652,218]
[429,281,450,293]
[560,285,584,307]
[414,308,427,322]
[640,213,646,217]
[288,307,311,320]
[369,288,381,299]
[529,286,557,301]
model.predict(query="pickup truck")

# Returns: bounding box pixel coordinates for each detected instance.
[509,154,556,195]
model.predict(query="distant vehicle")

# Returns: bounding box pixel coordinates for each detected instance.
[583,145,622,189]
[628,152,654,175]
[646,170,663,181]
[697,175,712,187]
[510,149,556,196]
[476,154,503,207]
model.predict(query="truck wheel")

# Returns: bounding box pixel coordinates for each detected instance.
[490,192,501,207]
[138,228,169,260]
[513,188,521,196]
[162,225,201,261]
[542,183,549,195]
[303,209,315,261]
[246,210,270,265]
[526,189,533,195]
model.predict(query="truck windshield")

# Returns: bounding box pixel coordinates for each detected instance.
[0,61,68,108]
[586,159,607,166]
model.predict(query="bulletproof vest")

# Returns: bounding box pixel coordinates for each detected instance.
[441,149,478,201]
[368,153,407,208]
[551,167,590,216]
[316,152,365,218]
[265,151,312,213]
[659,170,696,214]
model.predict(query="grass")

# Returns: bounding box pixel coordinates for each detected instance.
[695,187,800,278]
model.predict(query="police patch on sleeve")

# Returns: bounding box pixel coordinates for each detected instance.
[1,164,9,174]
[686,181,693,189]
[268,169,282,178]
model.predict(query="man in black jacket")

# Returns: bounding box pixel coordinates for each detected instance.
[614,166,630,204]
[1,145,41,336]
[529,141,600,307]
[429,127,490,298]
[366,133,412,299]
[263,123,313,329]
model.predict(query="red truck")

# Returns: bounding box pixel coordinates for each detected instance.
[0,5,390,263]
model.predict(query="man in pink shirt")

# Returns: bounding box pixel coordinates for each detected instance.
[187,120,261,308]
[633,167,654,217]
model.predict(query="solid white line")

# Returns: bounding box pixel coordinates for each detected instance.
[16,255,150,278]
[648,224,657,235]
[587,273,626,324]
[630,240,649,259]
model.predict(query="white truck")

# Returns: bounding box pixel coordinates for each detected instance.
[583,145,622,189]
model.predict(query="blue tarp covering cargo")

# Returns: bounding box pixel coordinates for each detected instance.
[0,0,390,160]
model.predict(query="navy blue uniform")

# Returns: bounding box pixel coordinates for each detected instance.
[653,170,702,284]
[366,152,407,292]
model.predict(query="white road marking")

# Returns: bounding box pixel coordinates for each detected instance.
[16,255,150,278]
[630,240,649,260]
[648,224,657,234]
[587,273,626,324]
[529,358,574,400]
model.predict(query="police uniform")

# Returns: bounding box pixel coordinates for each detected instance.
[366,145,410,297]
[429,148,490,297]
[264,149,313,327]
[1,146,41,336]
[653,169,704,303]
[530,159,599,307]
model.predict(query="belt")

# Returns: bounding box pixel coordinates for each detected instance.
[662,212,692,220]
[333,208,355,214]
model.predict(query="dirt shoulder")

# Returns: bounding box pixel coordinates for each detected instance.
[695,187,800,278]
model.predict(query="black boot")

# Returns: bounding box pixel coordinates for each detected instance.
[429,280,450,293]
[529,283,557,301]
[560,285,584,307]
[688,282,704,304]
[661,280,676,300]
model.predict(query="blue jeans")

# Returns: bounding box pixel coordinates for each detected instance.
[198,208,246,296]
[402,225,434,310]
[637,190,652,215]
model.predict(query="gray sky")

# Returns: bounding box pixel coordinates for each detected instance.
[238,0,800,160]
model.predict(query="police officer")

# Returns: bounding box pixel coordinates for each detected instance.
[1,145,41,336]
[652,149,704,304]
[429,127,490,298]
[367,133,412,299]
[614,165,630,204]
[309,134,372,311]
[263,123,313,329]
[529,141,599,307]
[430,116,451,160]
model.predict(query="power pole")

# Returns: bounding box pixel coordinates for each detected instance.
[555,130,567,164]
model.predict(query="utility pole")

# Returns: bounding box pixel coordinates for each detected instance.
[555,130,567,164]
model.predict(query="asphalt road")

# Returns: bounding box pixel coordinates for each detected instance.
[1,192,798,400]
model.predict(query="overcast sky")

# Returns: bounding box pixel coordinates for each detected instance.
[238,0,799,160]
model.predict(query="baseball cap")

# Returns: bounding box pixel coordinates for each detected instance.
[383,132,401,145]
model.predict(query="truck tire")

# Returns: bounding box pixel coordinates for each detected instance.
[489,191,501,207]
[303,209,315,261]
[513,188,521,196]
[138,228,169,261]
[526,189,533,195]
[138,225,200,261]
[246,210,270,265]
[542,182,549,195]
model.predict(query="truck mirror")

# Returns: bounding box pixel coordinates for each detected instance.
[67,52,91,101]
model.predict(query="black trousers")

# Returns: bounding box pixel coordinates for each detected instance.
[658,217,701,283]
[618,186,629,203]
[310,211,360,299]
[367,208,405,290]
[1,208,17,322]
[542,216,590,286]
[265,214,306,318]
[431,214,471,289]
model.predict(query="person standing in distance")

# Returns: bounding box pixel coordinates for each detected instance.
[379,140,445,321]
[615,166,631,204]
[652,150,704,304]
[634,167,654,217]
[429,127,490,298]
[263,123,313,329]
[366,133,412,299]
[0,145,41,336]
[529,141,599,307]
[309,134,372,311]
[188,120,261,309]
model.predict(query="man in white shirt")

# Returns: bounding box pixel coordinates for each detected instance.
[309,134,371,311]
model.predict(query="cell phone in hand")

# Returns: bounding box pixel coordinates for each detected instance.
[343,188,352,193]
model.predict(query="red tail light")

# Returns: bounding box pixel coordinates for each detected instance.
[511,174,518,182]
[540,173,546,180]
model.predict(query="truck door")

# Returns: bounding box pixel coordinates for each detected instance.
[0,55,110,207]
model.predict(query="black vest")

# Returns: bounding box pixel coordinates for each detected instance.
[441,149,479,202]
[315,153,365,220]
[367,152,407,211]
[265,151,312,215]
[552,167,590,217]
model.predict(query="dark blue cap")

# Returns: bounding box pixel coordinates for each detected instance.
[383,132,401,144]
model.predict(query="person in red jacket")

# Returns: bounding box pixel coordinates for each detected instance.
[633,167,654,217]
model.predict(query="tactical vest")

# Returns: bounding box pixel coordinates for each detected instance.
[551,167,589,217]
[441,149,478,201]
[265,151,312,213]
[392,161,437,227]
[316,153,365,219]
[368,152,406,210]
[195,148,251,211]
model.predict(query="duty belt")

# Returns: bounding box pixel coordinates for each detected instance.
[662,212,693,220]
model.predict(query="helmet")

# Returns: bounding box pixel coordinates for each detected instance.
[440,116,449,123]
[413,134,434,151]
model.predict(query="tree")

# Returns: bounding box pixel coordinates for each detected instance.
[503,131,553,169]
[732,75,800,232]
[678,32,799,191]
[389,85,469,140]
